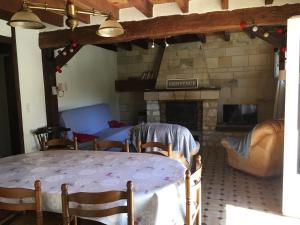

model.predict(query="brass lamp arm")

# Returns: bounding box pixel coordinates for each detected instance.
[23,1,108,17]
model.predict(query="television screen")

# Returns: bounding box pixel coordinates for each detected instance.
[223,104,257,125]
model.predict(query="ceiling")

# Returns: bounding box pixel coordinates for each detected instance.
[1,0,299,28]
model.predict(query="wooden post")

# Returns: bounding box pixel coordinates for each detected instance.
[127,181,134,225]
[61,184,70,225]
[34,180,43,225]
[124,139,130,152]
[185,170,191,225]
[167,143,172,157]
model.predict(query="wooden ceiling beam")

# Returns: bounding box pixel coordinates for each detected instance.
[195,33,206,43]
[221,0,229,9]
[175,0,189,13]
[0,0,64,27]
[74,0,119,19]
[94,44,117,52]
[223,31,230,41]
[128,0,153,18]
[117,42,132,51]
[132,39,149,49]
[39,4,300,49]
[244,27,286,47]
[265,0,274,5]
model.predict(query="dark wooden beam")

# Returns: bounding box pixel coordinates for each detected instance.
[132,39,149,49]
[223,31,230,41]
[221,0,229,9]
[195,34,206,43]
[175,0,189,13]
[128,0,153,18]
[244,26,286,47]
[39,4,300,49]
[0,9,12,21]
[42,49,59,126]
[117,43,132,51]
[279,50,285,70]
[265,0,274,5]
[54,45,83,71]
[9,28,25,154]
[74,0,119,19]
[94,44,118,52]
[153,39,165,48]
[0,0,64,27]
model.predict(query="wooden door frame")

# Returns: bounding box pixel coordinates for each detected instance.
[0,28,25,155]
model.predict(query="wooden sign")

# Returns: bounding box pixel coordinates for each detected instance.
[166,78,198,89]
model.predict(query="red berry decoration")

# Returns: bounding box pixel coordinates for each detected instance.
[240,21,247,29]
[71,41,77,49]
[55,65,62,73]
[276,28,284,34]
[280,47,287,53]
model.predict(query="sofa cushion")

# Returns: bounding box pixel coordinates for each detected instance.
[60,104,113,137]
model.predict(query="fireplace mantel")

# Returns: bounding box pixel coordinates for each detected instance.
[144,89,220,101]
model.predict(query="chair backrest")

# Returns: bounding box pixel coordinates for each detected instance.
[185,155,202,225]
[137,141,172,157]
[61,181,134,225]
[41,137,78,151]
[94,139,129,152]
[0,180,43,225]
[33,126,70,149]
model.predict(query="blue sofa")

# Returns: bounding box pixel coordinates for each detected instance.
[59,104,131,148]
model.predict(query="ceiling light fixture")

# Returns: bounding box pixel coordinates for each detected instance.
[164,38,169,47]
[252,26,258,32]
[151,39,155,48]
[8,0,125,37]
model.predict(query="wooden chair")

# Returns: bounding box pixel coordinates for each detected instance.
[0,180,43,225]
[33,126,70,149]
[185,155,202,225]
[137,141,172,157]
[61,181,134,225]
[41,137,78,151]
[93,139,129,152]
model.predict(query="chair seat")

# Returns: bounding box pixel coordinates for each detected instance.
[3,211,61,225]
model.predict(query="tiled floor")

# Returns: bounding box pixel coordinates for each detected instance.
[201,147,300,225]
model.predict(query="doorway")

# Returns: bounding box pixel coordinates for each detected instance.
[0,33,24,157]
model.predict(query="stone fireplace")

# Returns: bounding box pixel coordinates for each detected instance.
[144,89,220,147]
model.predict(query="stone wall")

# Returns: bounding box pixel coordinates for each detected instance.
[117,32,276,148]
[117,32,276,125]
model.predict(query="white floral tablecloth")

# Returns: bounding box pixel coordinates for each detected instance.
[0,150,186,225]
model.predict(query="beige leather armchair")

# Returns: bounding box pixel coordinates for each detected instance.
[221,120,284,177]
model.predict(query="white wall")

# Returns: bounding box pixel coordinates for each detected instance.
[57,45,120,119]
[15,28,47,153]
[0,19,11,37]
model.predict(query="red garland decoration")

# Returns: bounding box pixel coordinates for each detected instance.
[280,47,287,53]
[71,41,77,49]
[55,65,62,73]
[276,28,284,34]
[240,21,247,29]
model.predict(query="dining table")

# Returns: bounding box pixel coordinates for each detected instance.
[0,150,187,225]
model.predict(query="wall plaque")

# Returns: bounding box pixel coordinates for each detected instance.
[166,78,198,89]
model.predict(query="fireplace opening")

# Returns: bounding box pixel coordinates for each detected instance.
[164,101,201,131]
